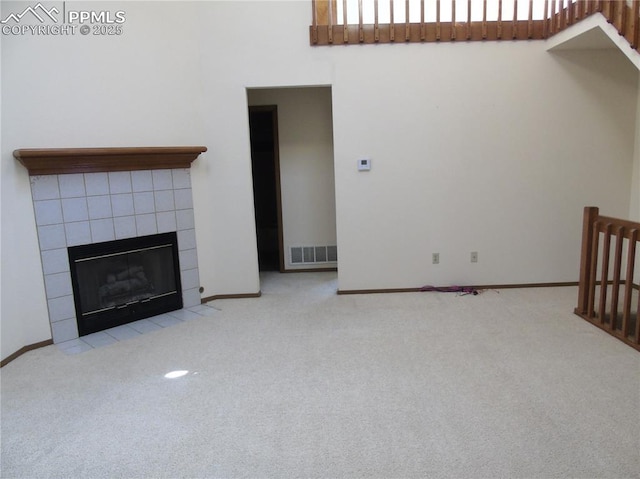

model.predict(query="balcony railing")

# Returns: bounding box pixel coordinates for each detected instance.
[310,0,640,49]
[575,207,640,351]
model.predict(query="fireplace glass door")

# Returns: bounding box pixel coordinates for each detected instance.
[68,232,182,336]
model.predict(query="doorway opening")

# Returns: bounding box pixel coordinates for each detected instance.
[248,105,284,272]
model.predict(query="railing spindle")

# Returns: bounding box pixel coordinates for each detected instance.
[452,0,457,40]
[632,0,640,49]
[550,0,557,34]
[467,0,472,39]
[621,229,637,338]
[528,0,534,38]
[567,0,574,25]
[498,0,503,38]
[513,0,518,38]
[482,0,488,38]
[405,0,410,41]
[390,0,395,41]
[577,0,584,19]
[598,224,613,325]
[343,0,349,42]
[420,0,425,40]
[587,221,600,318]
[609,226,625,330]
[559,0,566,30]
[359,0,364,42]
[543,0,549,37]
[437,0,442,40]
[619,0,627,36]
[312,0,319,43]
[328,0,334,43]
[375,0,380,41]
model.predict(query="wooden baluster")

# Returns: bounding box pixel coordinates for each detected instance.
[598,224,612,325]
[359,0,364,42]
[513,0,518,39]
[312,0,319,44]
[596,0,603,13]
[619,0,627,36]
[437,0,442,40]
[578,207,599,315]
[498,0,503,39]
[452,0,457,40]
[576,0,584,19]
[567,0,574,25]
[587,221,600,318]
[550,0,556,34]
[528,0,534,38]
[468,0,472,39]
[567,0,576,25]
[621,229,637,339]
[420,0,426,42]
[390,0,395,41]
[559,0,566,30]
[606,0,614,23]
[609,226,625,331]
[316,0,331,24]
[632,0,640,49]
[483,0,488,38]
[543,0,549,37]
[343,0,349,43]
[420,0,425,40]
[375,0,380,42]
[405,0,410,41]
[328,0,334,43]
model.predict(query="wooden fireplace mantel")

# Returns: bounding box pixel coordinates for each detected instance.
[13,146,208,175]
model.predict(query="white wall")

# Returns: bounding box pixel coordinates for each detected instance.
[631,81,640,222]
[247,87,336,270]
[1,0,638,361]
[332,44,637,290]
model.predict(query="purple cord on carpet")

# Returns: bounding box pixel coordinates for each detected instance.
[419,285,479,295]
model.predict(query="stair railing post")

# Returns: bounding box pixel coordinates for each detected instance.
[577,206,599,315]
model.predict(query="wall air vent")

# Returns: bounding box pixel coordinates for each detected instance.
[290,245,337,264]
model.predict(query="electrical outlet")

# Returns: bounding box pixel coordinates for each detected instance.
[432,253,440,265]
[471,251,478,263]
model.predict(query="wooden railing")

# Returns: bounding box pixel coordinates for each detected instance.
[576,206,640,351]
[310,0,640,50]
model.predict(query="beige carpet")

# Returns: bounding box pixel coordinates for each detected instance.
[1,272,639,478]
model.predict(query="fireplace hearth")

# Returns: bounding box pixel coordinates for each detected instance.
[69,233,183,336]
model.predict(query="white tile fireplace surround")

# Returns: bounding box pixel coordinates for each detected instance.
[31,169,200,343]
[16,147,208,344]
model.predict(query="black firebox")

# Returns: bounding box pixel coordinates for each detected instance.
[68,232,183,336]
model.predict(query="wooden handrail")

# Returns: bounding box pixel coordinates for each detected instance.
[310,0,640,53]
[575,206,640,351]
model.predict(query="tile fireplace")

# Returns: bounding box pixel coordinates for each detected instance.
[15,147,207,343]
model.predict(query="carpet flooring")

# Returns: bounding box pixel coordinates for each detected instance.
[1,272,639,478]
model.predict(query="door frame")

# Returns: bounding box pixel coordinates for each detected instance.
[249,105,285,272]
